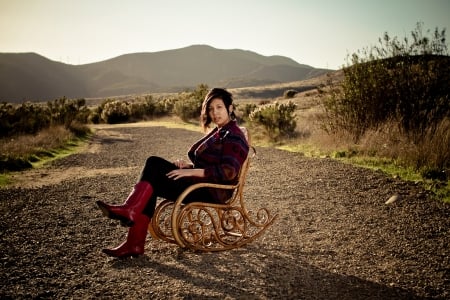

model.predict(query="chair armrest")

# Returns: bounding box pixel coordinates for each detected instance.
[175,182,238,204]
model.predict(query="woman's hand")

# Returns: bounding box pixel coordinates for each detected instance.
[166,168,205,180]
[173,159,192,169]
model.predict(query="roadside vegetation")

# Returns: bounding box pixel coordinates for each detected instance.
[1,23,448,202]
[0,98,91,174]
[319,22,449,202]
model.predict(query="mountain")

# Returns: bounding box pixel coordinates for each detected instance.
[0,45,331,102]
[0,53,88,101]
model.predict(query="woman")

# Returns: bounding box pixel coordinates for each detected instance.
[97,88,249,258]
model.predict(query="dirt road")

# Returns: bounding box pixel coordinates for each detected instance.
[1,124,448,299]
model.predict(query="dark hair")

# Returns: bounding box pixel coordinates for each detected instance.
[200,88,236,131]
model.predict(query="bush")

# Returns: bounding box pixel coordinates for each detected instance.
[174,95,202,122]
[100,100,131,124]
[284,89,298,99]
[0,98,90,137]
[173,84,209,122]
[12,102,49,135]
[48,98,89,129]
[129,101,147,120]
[240,103,258,123]
[129,95,170,119]
[154,97,176,116]
[321,22,450,172]
[323,23,449,142]
[249,101,297,141]
[89,86,210,125]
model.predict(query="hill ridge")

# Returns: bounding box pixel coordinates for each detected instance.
[0,45,331,102]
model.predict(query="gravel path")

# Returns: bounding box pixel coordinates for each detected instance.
[1,124,448,299]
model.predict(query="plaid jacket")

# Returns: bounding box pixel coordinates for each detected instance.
[187,120,249,203]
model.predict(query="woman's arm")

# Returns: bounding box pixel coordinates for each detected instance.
[166,168,205,180]
[173,159,193,169]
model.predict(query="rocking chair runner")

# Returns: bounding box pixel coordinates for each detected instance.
[147,128,277,252]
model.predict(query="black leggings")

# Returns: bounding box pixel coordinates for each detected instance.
[139,156,213,217]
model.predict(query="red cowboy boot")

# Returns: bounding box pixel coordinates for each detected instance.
[96,181,153,227]
[102,213,150,258]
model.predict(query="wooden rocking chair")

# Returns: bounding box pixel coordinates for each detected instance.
[147,128,277,252]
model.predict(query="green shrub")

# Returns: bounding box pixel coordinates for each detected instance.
[154,97,176,116]
[174,95,202,122]
[0,98,90,137]
[142,95,164,117]
[240,103,258,123]
[321,22,450,173]
[91,86,208,125]
[284,89,298,99]
[323,23,449,142]
[100,100,131,124]
[47,98,89,129]
[13,102,50,135]
[249,101,297,141]
[129,101,147,120]
[128,95,172,119]
[173,84,209,122]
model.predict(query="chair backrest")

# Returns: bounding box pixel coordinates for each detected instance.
[240,126,249,143]
[228,127,253,205]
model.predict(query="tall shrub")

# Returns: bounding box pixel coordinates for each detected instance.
[323,22,449,142]
[100,100,131,124]
[249,101,297,141]
[173,84,209,122]
[47,97,89,128]
[0,98,89,137]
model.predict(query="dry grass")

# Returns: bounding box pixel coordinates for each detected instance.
[0,126,76,157]
[243,85,449,202]
[412,119,450,170]
[355,119,450,172]
[269,88,448,197]
[275,91,352,153]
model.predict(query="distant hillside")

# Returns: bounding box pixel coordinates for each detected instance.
[0,45,332,102]
[0,53,88,101]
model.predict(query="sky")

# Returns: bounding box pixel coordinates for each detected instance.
[1,0,449,69]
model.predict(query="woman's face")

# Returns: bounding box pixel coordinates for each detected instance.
[208,98,232,128]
